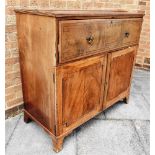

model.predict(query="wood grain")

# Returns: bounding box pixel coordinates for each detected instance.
[15,10,143,152]
[59,19,105,63]
[15,9,144,19]
[16,13,57,134]
[62,57,104,127]
[105,46,137,108]
[122,19,142,45]
[56,55,106,134]
[59,18,142,63]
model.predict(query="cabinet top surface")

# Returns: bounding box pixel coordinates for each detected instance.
[15,9,144,18]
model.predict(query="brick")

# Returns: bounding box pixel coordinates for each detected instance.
[135,63,143,68]
[82,2,93,9]
[5,25,17,33]
[6,15,16,25]
[6,6,16,15]
[20,0,30,7]
[136,55,143,59]
[39,0,50,8]
[136,58,143,63]
[12,50,19,58]
[6,0,20,6]
[5,57,19,65]
[94,2,106,8]
[13,63,21,71]
[5,66,20,75]
[5,73,21,88]
[141,53,150,57]
[100,0,111,2]
[50,0,66,9]
[138,5,146,10]
[139,1,146,5]
[6,58,20,74]
[7,97,23,107]
[5,50,12,58]
[30,0,38,8]
[5,84,22,95]
[6,41,17,49]
[16,90,23,98]
[114,0,134,5]
[6,71,21,81]
[5,49,19,59]
[5,93,16,102]
[67,1,81,9]
[6,65,14,73]
[143,64,150,69]
[144,57,150,64]
[6,32,17,42]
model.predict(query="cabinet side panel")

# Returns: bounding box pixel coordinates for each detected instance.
[16,13,56,134]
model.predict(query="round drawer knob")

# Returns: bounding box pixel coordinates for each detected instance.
[124,32,130,38]
[86,35,94,45]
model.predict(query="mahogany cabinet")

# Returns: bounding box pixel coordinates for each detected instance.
[15,10,144,152]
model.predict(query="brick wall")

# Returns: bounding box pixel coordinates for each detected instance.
[5,0,150,112]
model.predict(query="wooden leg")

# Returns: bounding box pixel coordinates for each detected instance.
[52,137,64,153]
[123,96,129,104]
[24,111,32,123]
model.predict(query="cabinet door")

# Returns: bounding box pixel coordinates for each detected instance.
[104,46,137,109]
[57,56,106,131]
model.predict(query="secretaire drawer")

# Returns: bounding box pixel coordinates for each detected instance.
[59,19,106,63]
[59,18,142,63]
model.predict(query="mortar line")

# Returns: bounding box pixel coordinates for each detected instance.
[5,115,21,149]
[131,120,148,155]
[94,117,150,122]
[142,93,150,105]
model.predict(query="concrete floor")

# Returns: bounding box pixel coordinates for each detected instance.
[5,69,150,155]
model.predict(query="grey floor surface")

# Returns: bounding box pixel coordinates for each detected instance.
[5,69,150,155]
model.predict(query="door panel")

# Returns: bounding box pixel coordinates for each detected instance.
[105,47,136,108]
[61,56,106,127]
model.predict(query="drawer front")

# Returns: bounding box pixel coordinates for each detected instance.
[59,19,105,63]
[59,19,142,63]
[104,20,122,50]
[122,19,142,45]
